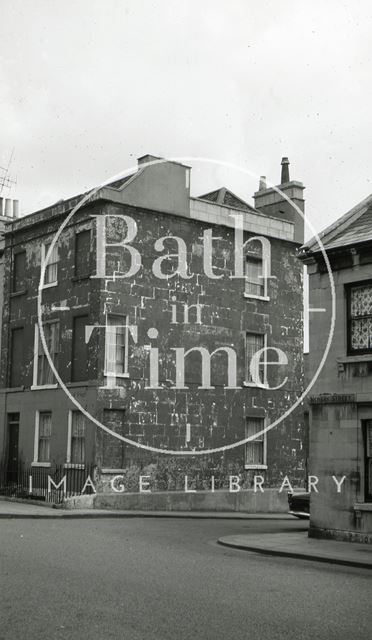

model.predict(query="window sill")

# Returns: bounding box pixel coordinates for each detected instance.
[66,381,97,388]
[41,282,58,289]
[31,462,51,468]
[31,384,58,391]
[338,355,372,364]
[10,289,27,298]
[103,373,130,379]
[64,463,85,470]
[72,275,91,282]
[244,293,270,302]
[1,386,25,393]
[354,503,372,512]
[243,381,269,389]
[101,468,126,474]
[244,465,268,470]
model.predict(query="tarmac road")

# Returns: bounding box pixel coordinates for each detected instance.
[1,517,371,640]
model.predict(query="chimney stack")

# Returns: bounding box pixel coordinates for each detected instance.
[138,154,162,166]
[280,157,290,184]
[253,157,305,245]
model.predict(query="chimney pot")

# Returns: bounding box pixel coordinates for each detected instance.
[259,176,267,191]
[13,199,19,218]
[281,157,290,184]
[4,198,12,217]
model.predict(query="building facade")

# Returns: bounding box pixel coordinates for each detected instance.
[300,194,372,543]
[0,156,306,495]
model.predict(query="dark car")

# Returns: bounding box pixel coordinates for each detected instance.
[288,492,310,519]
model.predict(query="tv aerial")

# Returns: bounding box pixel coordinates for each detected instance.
[0,148,17,195]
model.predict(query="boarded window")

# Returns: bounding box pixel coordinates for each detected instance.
[245,417,265,467]
[102,409,126,469]
[75,230,91,278]
[72,315,89,382]
[13,251,26,292]
[10,327,24,387]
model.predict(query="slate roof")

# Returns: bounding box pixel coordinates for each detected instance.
[199,187,257,213]
[106,174,134,189]
[301,192,372,255]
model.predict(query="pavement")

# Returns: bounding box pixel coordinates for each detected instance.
[218,531,372,570]
[0,498,293,519]
[1,497,371,570]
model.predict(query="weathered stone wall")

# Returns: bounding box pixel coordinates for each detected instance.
[96,201,305,486]
[306,252,372,541]
[0,197,305,490]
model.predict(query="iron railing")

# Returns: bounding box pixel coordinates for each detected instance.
[0,462,96,504]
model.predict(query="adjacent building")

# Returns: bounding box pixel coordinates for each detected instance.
[0,156,306,496]
[300,194,372,543]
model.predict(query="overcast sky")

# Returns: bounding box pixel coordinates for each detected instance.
[1,0,371,238]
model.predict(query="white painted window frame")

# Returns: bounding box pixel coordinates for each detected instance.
[41,241,58,289]
[243,332,268,388]
[244,237,271,302]
[65,410,85,469]
[104,314,130,382]
[31,410,51,467]
[31,324,58,390]
[245,415,268,470]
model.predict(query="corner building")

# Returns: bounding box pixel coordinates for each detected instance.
[300,194,372,542]
[0,156,306,493]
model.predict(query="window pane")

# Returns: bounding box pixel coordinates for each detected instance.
[10,328,24,387]
[39,413,52,436]
[75,230,91,277]
[245,258,264,296]
[38,413,51,462]
[246,333,265,383]
[351,285,372,317]
[245,417,264,466]
[246,441,263,465]
[71,412,85,464]
[368,423,372,453]
[13,252,26,292]
[105,316,126,374]
[43,242,58,284]
[351,318,372,351]
[37,322,59,385]
[246,416,264,439]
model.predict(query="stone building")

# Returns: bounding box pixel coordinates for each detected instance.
[0,156,306,495]
[300,194,372,542]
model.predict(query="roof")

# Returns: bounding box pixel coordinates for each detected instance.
[302,192,372,255]
[199,187,257,213]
